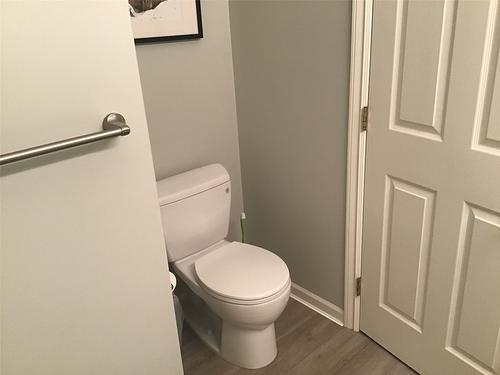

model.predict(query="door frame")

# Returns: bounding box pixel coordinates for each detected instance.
[344,0,373,331]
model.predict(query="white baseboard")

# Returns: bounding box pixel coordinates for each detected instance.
[290,282,344,327]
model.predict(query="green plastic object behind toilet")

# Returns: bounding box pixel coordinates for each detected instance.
[240,212,247,243]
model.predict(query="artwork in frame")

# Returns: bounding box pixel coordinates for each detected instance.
[129,0,203,43]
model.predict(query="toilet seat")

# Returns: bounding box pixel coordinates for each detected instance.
[201,277,291,306]
[194,242,290,305]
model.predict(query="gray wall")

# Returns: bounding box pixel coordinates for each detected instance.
[135,0,244,240]
[229,0,351,307]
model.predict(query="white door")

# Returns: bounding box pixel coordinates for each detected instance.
[0,1,183,374]
[361,0,500,374]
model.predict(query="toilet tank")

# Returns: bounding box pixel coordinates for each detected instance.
[157,164,231,262]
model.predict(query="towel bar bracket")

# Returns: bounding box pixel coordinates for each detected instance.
[103,112,130,136]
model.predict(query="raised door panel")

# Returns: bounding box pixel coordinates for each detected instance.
[391,0,455,141]
[487,47,500,141]
[446,204,500,374]
[380,177,435,333]
[473,4,500,155]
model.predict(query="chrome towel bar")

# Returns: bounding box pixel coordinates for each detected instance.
[0,113,130,166]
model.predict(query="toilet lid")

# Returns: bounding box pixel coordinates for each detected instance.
[194,242,290,302]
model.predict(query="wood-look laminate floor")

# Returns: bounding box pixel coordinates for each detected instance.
[181,299,417,375]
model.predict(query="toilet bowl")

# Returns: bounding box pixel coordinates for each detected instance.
[173,241,290,368]
[157,164,290,369]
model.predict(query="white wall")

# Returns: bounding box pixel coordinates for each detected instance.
[135,0,244,240]
[0,1,182,373]
[229,0,351,307]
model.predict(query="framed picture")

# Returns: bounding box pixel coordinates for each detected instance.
[129,0,203,43]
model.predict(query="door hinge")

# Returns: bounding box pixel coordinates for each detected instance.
[356,277,362,297]
[361,106,369,132]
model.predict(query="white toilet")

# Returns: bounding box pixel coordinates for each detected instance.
[157,164,290,369]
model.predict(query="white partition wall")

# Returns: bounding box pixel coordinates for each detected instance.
[0,1,183,374]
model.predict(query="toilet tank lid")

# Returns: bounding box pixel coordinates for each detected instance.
[157,164,230,206]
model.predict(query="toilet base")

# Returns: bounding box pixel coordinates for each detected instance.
[220,321,277,369]
[172,265,289,370]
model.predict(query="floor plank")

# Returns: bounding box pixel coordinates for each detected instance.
[181,298,417,374]
[274,298,316,340]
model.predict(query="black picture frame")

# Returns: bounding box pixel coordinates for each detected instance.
[133,0,203,44]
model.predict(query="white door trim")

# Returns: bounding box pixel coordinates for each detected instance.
[344,0,373,331]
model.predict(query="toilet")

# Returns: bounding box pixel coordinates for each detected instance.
[157,164,290,369]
